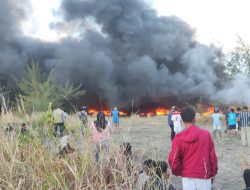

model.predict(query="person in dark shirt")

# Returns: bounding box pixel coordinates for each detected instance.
[243,169,250,190]
[168,106,176,140]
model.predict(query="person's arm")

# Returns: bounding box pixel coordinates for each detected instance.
[171,115,174,123]
[236,113,241,122]
[168,138,181,176]
[209,134,218,178]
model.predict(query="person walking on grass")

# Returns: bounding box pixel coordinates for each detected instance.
[211,107,222,140]
[236,107,242,132]
[53,107,67,137]
[224,107,230,133]
[77,106,88,136]
[168,106,176,140]
[228,108,237,139]
[111,107,119,128]
[171,107,183,134]
[237,106,250,147]
[168,107,218,190]
[91,112,113,161]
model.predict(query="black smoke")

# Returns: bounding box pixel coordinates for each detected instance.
[49,0,225,106]
[2,0,248,106]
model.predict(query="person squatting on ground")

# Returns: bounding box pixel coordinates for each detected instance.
[111,107,119,128]
[58,130,75,158]
[227,108,237,138]
[168,106,176,140]
[244,169,250,190]
[136,159,175,190]
[237,106,250,147]
[77,106,88,136]
[91,112,113,161]
[211,107,222,140]
[53,108,67,137]
[21,123,28,135]
[168,107,218,190]
[171,107,183,134]
[120,142,133,176]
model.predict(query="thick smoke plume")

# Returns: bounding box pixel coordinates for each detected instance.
[0,0,248,107]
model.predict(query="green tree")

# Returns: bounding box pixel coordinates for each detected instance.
[17,62,85,112]
[226,35,250,75]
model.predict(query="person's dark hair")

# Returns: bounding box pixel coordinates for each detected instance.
[243,106,248,111]
[22,123,26,128]
[243,169,250,188]
[121,142,132,157]
[237,107,241,112]
[81,106,87,111]
[230,108,235,113]
[94,112,108,132]
[156,161,168,178]
[214,108,219,113]
[181,107,196,123]
[143,159,156,167]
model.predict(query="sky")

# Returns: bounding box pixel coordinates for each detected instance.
[23,0,250,51]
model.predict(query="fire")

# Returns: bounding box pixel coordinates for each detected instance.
[119,111,128,116]
[88,108,128,116]
[139,112,155,117]
[103,110,111,116]
[155,107,169,116]
[202,106,214,116]
[88,108,98,115]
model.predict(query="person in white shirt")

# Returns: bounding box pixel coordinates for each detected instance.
[171,108,183,134]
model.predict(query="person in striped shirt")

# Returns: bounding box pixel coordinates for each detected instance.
[237,106,250,147]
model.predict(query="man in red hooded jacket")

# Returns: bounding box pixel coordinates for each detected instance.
[168,107,218,190]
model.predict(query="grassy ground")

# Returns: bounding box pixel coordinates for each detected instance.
[0,113,249,189]
[112,115,250,190]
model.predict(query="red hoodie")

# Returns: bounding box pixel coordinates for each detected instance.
[168,124,218,179]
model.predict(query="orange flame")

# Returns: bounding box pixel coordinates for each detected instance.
[88,108,128,116]
[202,106,214,116]
[88,108,98,115]
[119,111,128,116]
[155,107,169,116]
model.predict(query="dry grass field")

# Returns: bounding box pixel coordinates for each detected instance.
[0,113,249,189]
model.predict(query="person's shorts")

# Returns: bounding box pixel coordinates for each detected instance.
[213,125,221,130]
[228,124,236,130]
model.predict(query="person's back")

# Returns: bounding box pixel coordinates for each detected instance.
[78,110,88,123]
[168,107,217,190]
[53,108,64,123]
[212,113,222,127]
[169,126,217,178]
[91,112,112,143]
[91,122,112,143]
[228,111,237,125]
[238,106,250,146]
[171,111,182,133]
[112,109,119,123]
